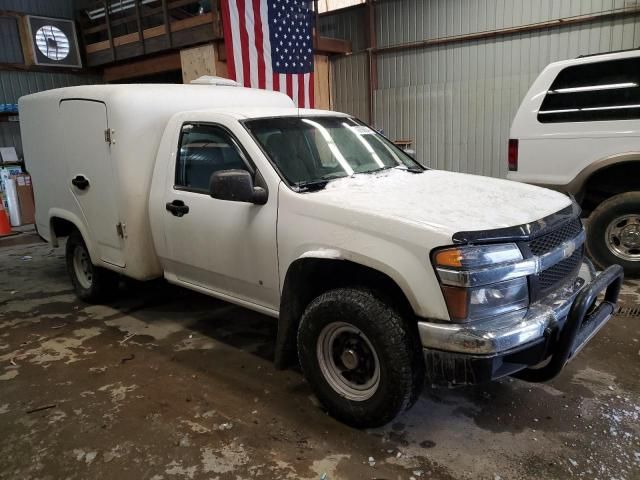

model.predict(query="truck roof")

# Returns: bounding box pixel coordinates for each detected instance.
[18,84,296,115]
[19,84,347,120]
[20,83,287,102]
[184,106,349,119]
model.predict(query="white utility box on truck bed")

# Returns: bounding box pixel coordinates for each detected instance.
[20,84,623,428]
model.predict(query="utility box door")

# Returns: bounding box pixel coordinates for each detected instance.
[60,100,125,267]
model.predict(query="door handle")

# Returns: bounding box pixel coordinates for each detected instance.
[165,199,190,217]
[71,175,90,190]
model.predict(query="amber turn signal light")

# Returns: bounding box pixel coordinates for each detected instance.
[434,248,463,268]
[441,285,469,321]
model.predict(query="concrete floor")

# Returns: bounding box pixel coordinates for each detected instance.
[1,239,639,480]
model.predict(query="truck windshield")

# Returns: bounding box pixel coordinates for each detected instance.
[244,116,423,190]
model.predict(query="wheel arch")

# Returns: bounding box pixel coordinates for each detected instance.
[275,256,418,369]
[571,155,640,214]
[48,209,97,262]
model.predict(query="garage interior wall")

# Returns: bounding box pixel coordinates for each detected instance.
[0,0,101,158]
[329,0,640,178]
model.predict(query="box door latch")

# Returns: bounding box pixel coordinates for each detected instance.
[104,128,115,144]
[116,222,127,239]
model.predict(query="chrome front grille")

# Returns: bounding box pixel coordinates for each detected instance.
[527,218,585,298]
[529,219,583,256]
[538,247,584,292]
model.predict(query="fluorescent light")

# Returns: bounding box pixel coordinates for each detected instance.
[343,123,384,168]
[550,82,638,94]
[302,119,354,176]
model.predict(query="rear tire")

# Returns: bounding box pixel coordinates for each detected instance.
[66,231,119,303]
[297,288,424,428]
[587,192,640,276]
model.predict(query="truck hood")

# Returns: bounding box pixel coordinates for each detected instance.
[308,169,572,238]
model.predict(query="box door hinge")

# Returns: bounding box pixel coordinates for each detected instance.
[116,222,127,238]
[104,128,115,144]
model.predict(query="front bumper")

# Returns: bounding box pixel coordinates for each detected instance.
[418,260,624,385]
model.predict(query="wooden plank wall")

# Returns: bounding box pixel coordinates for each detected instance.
[314,54,331,110]
[179,42,228,83]
[178,45,331,108]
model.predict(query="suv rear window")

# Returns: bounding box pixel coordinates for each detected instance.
[538,57,640,123]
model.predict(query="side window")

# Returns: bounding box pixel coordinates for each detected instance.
[175,124,249,191]
[538,57,640,123]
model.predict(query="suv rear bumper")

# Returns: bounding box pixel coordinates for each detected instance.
[418,260,623,385]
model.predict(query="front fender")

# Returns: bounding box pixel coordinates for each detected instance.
[291,246,425,316]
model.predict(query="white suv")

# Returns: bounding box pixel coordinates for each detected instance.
[508,50,640,275]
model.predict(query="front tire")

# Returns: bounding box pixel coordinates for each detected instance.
[297,288,424,428]
[587,192,640,276]
[66,231,119,302]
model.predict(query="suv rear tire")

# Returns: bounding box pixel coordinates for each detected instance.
[587,191,640,276]
[297,287,424,428]
[66,231,119,302]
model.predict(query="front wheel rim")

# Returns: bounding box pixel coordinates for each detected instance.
[73,245,93,289]
[605,214,640,262]
[316,321,380,401]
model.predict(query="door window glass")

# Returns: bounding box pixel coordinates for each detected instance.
[538,57,640,123]
[175,124,249,191]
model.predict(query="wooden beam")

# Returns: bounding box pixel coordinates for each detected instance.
[18,15,34,66]
[210,2,222,38]
[85,13,215,53]
[87,22,218,66]
[366,0,376,124]
[314,54,330,110]
[0,63,91,74]
[103,51,182,81]
[161,0,172,47]
[103,0,115,61]
[133,0,145,54]
[82,0,199,34]
[314,35,351,54]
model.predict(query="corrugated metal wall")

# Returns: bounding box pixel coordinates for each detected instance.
[0,17,24,64]
[0,0,101,158]
[331,52,370,121]
[0,71,101,156]
[319,6,368,51]
[0,0,75,18]
[330,0,640,178]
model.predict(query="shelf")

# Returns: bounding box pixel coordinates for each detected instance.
[0,112,19,123]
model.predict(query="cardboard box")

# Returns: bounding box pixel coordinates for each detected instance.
[0,147,18,164]
[14,174,35,225]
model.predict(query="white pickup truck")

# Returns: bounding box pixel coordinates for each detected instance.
[20,84,623,428]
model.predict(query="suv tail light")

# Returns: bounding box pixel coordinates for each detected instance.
[508,139,519,171]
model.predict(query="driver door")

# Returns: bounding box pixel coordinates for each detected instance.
[162,121,279,311]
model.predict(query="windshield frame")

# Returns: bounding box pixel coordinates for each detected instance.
[240,115,425,192]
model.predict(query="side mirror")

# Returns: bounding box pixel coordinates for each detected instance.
[209,170,268,205]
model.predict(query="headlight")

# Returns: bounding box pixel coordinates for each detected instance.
[433,244,530,322]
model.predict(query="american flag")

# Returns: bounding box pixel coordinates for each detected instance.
[220,0,315,108]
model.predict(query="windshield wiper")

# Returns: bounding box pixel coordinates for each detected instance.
[295,173,349,192]
[294,179,331,192]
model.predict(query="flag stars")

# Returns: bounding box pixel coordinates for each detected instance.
[268,0,313,74]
